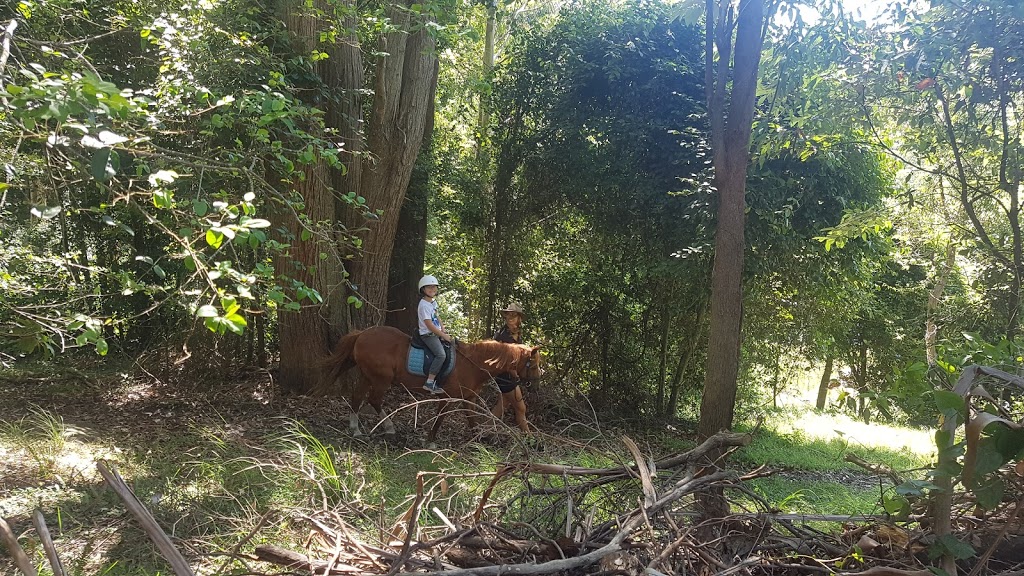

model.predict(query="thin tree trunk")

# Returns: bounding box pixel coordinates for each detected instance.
[657,294,670,417]
[697,0,764,526]
[667,303,706,419]
[484,116,521,335]
[477,0,496,158]
[697,0,764,441]
[926,240,955,366]
[815,356,833,410]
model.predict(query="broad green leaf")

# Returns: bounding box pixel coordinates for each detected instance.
[196,305,218,318]
[91,148,115,181]
[206,229,224,248]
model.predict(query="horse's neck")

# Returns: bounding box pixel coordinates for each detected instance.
[464,342,517,374]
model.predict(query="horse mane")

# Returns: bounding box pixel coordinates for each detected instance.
[462,340,528,373]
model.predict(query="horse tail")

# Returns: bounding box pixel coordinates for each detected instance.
[316,330,362,394]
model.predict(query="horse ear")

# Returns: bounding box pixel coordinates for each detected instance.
[530,345,541,354]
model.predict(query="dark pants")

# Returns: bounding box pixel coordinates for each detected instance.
[422,333,446,376]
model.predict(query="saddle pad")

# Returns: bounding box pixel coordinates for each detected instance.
[406,344,456,381]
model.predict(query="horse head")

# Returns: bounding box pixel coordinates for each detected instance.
[511,345,544,381]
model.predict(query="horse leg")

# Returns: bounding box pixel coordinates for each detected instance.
[490,393,508,421]
[427,399,453,446]
[510,387,530,433]
[349,376,371,436]
[367,379,396,437]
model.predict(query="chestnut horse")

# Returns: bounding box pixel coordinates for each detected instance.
[321,326,543,440]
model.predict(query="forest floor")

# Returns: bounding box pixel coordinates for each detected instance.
[0,361,940,575]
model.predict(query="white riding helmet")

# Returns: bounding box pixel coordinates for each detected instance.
[418,275,440,290]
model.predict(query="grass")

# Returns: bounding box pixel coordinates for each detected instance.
[736,408,935,473]
[743,476,883,516]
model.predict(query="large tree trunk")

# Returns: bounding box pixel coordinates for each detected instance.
[696,0,765,526]
[274,1,344,394]
[386,61,439,333]
[347,2,439,328]
[273,161,339,393]
[323,0,365,339]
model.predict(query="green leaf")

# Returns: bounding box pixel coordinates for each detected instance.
[95,338,109,356]
[221,295,239,316]
[300,228,312,241]
[206,229,224,248]
[882,494,910,518]
[197,305,218,318]
[91,148,115,181]
[895,479,938,496]
[974,477,1004,510]
[224,313,247,334]
[193,200,209,217]
[972,438,1006,477]
[153,189,174,209]
[934,390,965,421]
[929,535,975,561]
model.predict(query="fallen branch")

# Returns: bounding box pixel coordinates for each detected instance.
[254,544,362,574]
[844,454,903,485]
[0,516,37,576]
[31,510,65,576]
[96,460,195,576]
[393,469,736,576]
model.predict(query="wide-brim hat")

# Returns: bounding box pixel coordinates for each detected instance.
[500,303,525,315]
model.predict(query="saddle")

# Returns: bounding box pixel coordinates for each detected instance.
[407,335,456,382]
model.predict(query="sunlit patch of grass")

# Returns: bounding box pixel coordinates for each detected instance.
[0,405,109,485]
[736,408,934,473]
[741,476,882,518]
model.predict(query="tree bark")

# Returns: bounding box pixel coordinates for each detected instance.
[815,356,833,410]
[697,0,764,441]
[347,4,439,327]
[273,160,338,393]
[323,0,365,339]
[386,61,439,333]
[696,0,765,526]
[274,1,344,394]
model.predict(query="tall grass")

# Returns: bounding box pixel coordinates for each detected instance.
[0,405,83,478]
